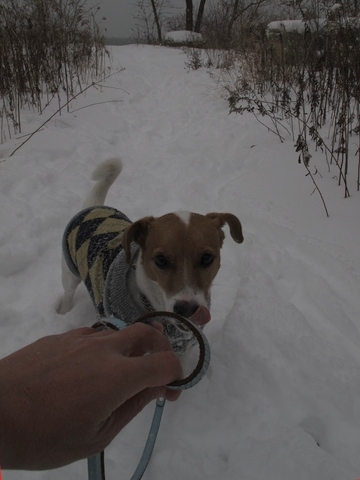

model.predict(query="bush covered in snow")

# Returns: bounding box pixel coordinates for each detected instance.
[163,30,204,47]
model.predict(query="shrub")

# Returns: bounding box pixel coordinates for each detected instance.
[221,9,360,204]
[0,0,108,143]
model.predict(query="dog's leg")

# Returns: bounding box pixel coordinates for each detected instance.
[56,257,81,314]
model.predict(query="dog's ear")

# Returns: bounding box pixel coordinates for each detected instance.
[121,217,155,263]
[206,213,243,246]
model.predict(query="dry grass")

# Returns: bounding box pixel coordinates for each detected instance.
[0,0,109,143]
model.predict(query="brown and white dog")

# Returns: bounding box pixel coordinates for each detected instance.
[57,158,243,339]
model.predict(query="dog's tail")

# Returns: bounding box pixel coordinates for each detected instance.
[82,157,123,208]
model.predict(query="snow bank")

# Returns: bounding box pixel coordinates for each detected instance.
[267,19,327,34]
[164,30,203,44]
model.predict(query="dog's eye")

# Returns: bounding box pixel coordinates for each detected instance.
[200,253,214,267]
[154,254,169,269]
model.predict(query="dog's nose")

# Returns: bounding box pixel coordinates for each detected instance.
[173,300,199,318]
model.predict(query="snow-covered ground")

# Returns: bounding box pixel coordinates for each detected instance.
[164,30,203,43]
[1,45,360,480]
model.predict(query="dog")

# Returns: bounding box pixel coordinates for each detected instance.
[57,158,243,351]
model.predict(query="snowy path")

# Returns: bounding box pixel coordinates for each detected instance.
[1,45,360,479]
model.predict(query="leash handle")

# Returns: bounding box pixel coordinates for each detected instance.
[93,311,211,390]
[134,311,211,390]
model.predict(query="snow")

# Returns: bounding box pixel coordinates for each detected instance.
[1,44,360,479]
[164,30,203,43]
[267,16,360,34]
[267,19,327,34]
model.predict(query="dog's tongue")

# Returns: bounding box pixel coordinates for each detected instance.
[188,305,211,326]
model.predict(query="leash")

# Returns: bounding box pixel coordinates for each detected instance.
[88,312,211,480]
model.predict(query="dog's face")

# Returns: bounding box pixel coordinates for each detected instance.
[122,212,243,323]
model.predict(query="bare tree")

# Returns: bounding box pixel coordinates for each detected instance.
[185,0,193,30]
[194,0,208,32]
[200,0,270,48]
[150,0,163,42]
[134,0,173,43]
[226,0,270,42]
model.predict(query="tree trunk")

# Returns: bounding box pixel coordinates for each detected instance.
[185,0,193,31]
[194,0,207,33]
[227,0,239,43]
[150,0,162,43]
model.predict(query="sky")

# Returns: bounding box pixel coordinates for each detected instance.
[97,0,137,38]
[96,0,184,38]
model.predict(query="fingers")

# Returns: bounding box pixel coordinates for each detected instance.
[63,324,183,398]
[147,321,164,333]
[127,350,183,392]
[62,327,98,336]
[72,323,183,392]
[66,323,166,346]
[109,323,174,357]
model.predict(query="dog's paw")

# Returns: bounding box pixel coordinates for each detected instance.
[56,297,73,315]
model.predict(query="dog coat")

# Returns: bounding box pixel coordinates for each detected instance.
[62,206,148,320]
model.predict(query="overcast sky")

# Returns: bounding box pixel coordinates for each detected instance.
[97,0,137,38]
[96,0,184,38]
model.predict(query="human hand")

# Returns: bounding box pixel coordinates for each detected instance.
[0,323,182,470]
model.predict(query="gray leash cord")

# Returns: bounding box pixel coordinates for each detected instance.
[88,312,211,480]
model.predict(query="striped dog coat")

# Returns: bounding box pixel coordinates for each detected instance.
[62,206,146,320]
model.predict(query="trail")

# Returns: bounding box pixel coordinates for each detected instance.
[1,45,360,479]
